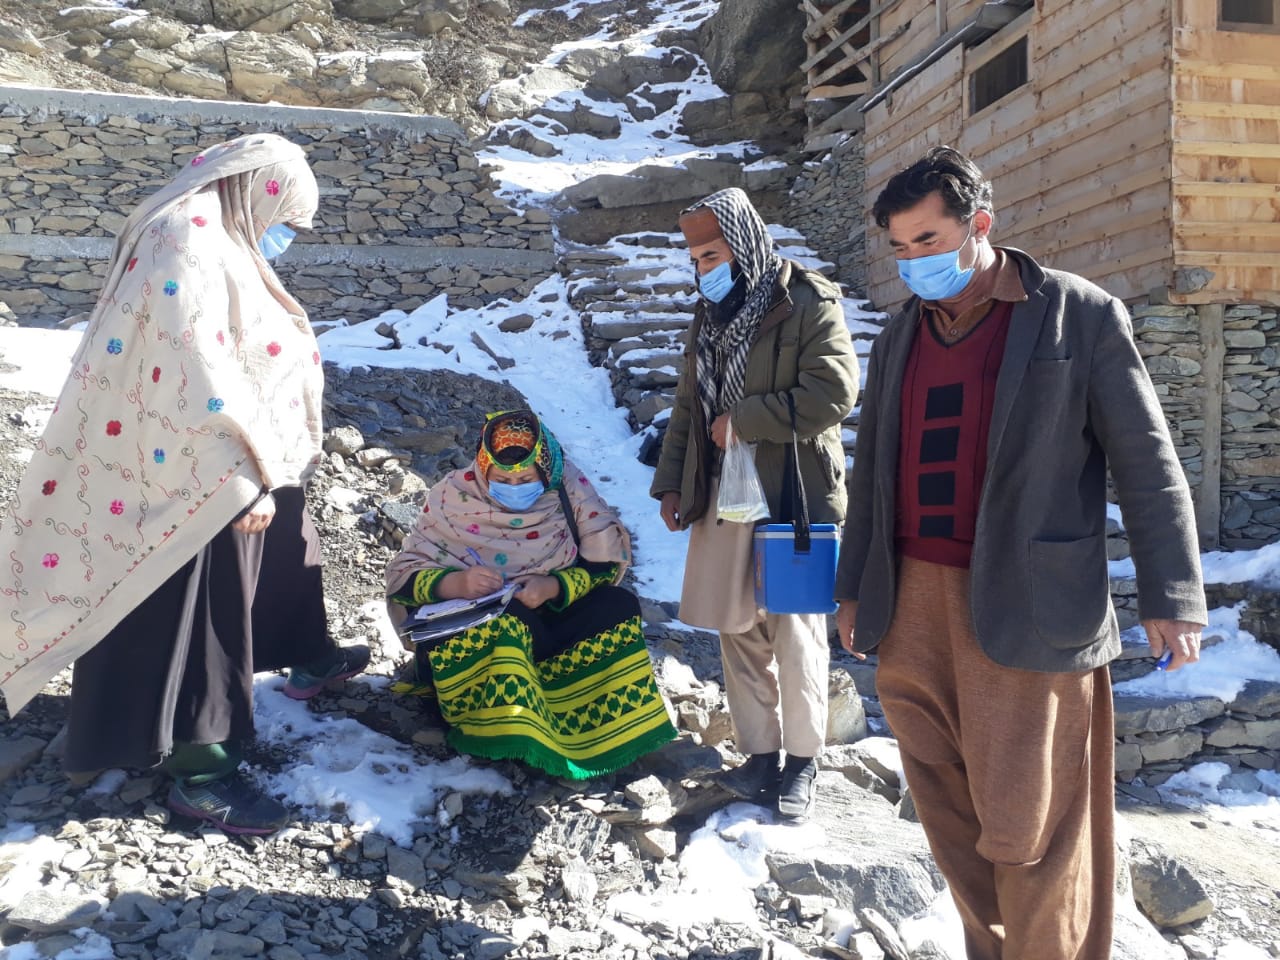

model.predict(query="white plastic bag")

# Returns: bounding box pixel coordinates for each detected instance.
[716,421,770,524]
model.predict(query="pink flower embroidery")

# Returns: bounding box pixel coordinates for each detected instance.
[266,342,281,357]
[192,216,207,227]
[42,480,56,496]
[216,331,225,345]
[466,524,480,535]
[152,367,161,383]
[191,155,205,166]
[109,500,124,515]
[127,258,138,272]
[42,553,58,569]
[106,420,122,437]
[312,351,321,365]
[264,179,280,196]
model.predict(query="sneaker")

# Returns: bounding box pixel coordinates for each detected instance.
[284,643,370,700]
[389,656,436,698]
[167,772,289,835]
[777,755,818,821]
[716,751,782,803]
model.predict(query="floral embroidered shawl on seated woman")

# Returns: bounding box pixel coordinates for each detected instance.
[386,409,675,780]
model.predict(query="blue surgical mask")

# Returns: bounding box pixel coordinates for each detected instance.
[489,478,545,512]
[895,218,976,301]
[258,223,296,260]
[697,261,736,303]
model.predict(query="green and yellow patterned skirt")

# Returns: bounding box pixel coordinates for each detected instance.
[398,585,676,780]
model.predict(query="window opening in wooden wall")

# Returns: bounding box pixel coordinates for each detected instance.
[969,36,1028,115]
[1220,0,1280,31]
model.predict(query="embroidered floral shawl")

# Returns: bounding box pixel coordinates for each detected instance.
[386,453,631,595]
[0,133,324,713]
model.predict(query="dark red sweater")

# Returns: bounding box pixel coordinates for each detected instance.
[896,300,1014,568]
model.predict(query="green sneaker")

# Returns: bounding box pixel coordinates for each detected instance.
[167,772,289,835]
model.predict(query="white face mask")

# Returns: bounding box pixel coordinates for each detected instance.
[258,223,296,260]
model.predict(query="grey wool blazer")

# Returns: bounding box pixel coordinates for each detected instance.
[835,248,1208,673]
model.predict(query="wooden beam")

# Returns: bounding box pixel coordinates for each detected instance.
[1194,302,1224,550]
[800,0,865,77]
[804,0,861,40]
[809,23,909,89]
[805,81,871,99]
[1176,102,1280,121]
[800,0,905,72]
[1173,181,1280,198]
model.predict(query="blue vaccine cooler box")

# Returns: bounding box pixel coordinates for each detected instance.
[752,522,839,614]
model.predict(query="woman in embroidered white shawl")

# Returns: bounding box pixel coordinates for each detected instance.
[0,133,366,835]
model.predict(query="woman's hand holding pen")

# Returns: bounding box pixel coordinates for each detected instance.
[437,551,504,600]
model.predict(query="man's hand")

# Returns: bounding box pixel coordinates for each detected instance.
[439,565,505,600]
[232,493,275,534]
[836,600,865,658]
[1142,619,1203,672]
[711,413,731,450]
[660,492,681,532]
[511,573,561,608]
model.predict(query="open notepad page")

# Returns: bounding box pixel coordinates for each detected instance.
[412,583,517,621]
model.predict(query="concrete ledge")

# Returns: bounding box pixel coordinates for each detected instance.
[1,85,466,141]
[0,235,556,273]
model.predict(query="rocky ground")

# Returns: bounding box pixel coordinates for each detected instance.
[0,365,1276,960]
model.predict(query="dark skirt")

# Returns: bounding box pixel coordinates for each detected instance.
[64,486,331,774]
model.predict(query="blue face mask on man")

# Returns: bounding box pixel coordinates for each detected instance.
[259,223,296,260]
[895,217,976,301]
[697,260,736,303]
[489,478,546,512]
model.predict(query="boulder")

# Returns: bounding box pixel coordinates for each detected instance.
[1129,849,1215,928]
[162,65,229,98]
[139,0,216,23]
[476,0,510,16]
[484,66,584,120]
[559,160,744,210]
[315,51,379,105]
[700,0,805,95]
[225,32,317,104]
[541,101,623,138]
[56,6,130,33]
[765,774,945,925]
[91,40,181,86]
[1112,694,1225,737]
[417,0,469,35]
[0,22,45,56]
[169,34,231,70]
[826,669,868,744]
[557,47,696,98]
[101,13,190,48]
[0,735,47,786]
[335,0,409,18]
[7,891,102,933]
[1228,679,1280,717]
[367,52,432,98]
[212,0,334,32]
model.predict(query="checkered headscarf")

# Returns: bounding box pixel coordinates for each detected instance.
[687,188,782,427]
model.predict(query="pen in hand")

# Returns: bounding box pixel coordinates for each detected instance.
[1155,650,1173,671]
[464,546,514,591]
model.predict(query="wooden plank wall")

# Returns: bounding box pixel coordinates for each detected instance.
[864,0,1176,313]
[1171,0,1280,304]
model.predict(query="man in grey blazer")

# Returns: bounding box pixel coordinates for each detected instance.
[835,147,1206,960]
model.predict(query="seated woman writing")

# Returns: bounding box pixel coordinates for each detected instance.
[385,410,676,780]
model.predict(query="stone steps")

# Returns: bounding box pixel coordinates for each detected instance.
[563,233,881,469]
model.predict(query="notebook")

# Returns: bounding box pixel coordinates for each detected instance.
[399,582,520,645]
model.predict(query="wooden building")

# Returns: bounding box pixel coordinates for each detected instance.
[804,0,1280,545]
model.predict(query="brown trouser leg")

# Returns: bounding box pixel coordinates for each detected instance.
[877,557,1114,960]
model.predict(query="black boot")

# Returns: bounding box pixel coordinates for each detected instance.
[777,754,818,821]
[717,751,782,803]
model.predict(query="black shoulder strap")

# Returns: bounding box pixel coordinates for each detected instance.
[556,483,580,548]
[785,392,812,554]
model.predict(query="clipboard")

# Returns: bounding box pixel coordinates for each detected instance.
[399,582,519,645]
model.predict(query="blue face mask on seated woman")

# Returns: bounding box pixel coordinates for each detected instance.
[258,224,296,260]
[489,478,546,512]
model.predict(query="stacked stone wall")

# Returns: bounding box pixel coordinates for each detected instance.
[785,134,868,297]
[1130,302,1280,550]
[0,86,555,326]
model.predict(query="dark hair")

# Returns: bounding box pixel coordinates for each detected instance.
[871,146,993,229]
[493,446,531,466]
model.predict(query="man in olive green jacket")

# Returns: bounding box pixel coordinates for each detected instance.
[650,188,858,820]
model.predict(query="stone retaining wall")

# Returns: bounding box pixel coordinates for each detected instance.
[0,86,556,325]
[785,134,868,297]
[1132,302,1280,549]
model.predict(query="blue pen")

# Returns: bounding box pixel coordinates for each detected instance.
[1155,650,1173,671]
[465,546,484,567]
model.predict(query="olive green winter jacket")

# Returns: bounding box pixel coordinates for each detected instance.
[650,260,860,528]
